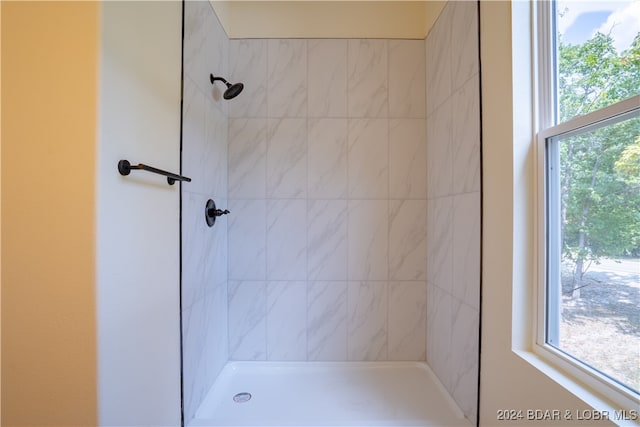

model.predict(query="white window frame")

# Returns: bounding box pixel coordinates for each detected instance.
[534,0,640,415]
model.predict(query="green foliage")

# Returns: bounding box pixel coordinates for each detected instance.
[559,33,640,121]
[558,31,640,268]
[615,136,640,183]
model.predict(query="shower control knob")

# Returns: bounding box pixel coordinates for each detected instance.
[205,199,229,227]
[212,208,230,217]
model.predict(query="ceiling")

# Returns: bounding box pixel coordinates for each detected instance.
[210,1,447,39]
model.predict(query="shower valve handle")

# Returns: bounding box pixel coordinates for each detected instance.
[209,208,230,217]
[205,199,229,228]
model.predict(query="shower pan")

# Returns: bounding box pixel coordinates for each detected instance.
[189,362,468,426]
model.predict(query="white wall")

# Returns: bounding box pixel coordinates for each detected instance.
[96,2,182,425]
[479,2,615,425]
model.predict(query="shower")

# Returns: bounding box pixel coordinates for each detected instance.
[182,2,482,425]
[209,74,244,99]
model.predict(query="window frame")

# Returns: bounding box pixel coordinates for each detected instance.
[534,0,640,414]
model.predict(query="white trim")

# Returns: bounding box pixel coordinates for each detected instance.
[533,0,640,415]
[535,105,640,417]
[538,95,640,140]
[543,130,562,346]
[533,344,640,417]
[535,0,556,130]
[538,100,640,349]
[516,349,640,426]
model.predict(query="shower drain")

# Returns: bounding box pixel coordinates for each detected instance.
[233,392,252,403]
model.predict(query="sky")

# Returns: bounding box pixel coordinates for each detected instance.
[557,0,640,51]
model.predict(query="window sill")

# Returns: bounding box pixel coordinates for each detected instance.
[514,348,640,426]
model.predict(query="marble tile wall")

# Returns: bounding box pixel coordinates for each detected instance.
[226,38,428,363]
[425,1,481,424]
[181,2,229,423]
[180,2,480,423]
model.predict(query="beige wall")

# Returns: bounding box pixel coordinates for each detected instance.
[212,1,444,39]
[1,1,98,425]
[0,2,3,423]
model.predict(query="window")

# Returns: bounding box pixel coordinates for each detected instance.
[536,0,640,411]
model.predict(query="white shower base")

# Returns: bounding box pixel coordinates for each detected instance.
[189,361,471,427]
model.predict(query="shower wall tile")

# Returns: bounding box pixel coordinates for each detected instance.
[425,2,481,422]
[228,281,267,360]
[182,292,210,423]
[307,281,348,361]
[308,40,348,118]
[208,282,229,395]
[389,200,427,281]
[348,39,388,118]
[453,193,481,310]
[388,281,427,361]
[182,3,229,422]
[228,118,267,198]
[267,118,307,198]
[451,1,479,92]
[389,119,427,199]
[389,40,426,118]
[206,101,229,198]
[426,6,452,116]
[182,192,217,310]
[348,119,388,199]
[207,19,230,116]
[427,99,453,199]
[307,199,348,281]
[452,76,481,195]
[426,283,452,390]
[348,200,388,281]
[228,35,431,363]
[229,39,268,118]
[450,300,480,423]
[210,10,230,77]
[266,199,307,280]
[268,39,307,117]
[183,1,208,89]
[182,77,206,192]
[182,78,228,197]
[267,281,307,360]
[348,282,388,361]
[184,1,228,103]
[307,118,348,199]
[211,198,229,288]
[182,287,228,423]
[228,199,266,280]
[427,196,452,291]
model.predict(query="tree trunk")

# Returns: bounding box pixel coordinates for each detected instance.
[561,141,574,257]
[572,231,586,298]
[571,150,602,298]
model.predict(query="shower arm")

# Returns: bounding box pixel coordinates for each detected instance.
[210,76,229,85]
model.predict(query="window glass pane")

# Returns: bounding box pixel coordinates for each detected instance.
[546,111,640,393]
[556,0,640,123]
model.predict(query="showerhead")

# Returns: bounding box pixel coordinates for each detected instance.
[210,74,244,100]
[223,82,244,100]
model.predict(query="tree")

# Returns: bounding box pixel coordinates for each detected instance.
[615,135,640,185]
[558,32,640,297]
